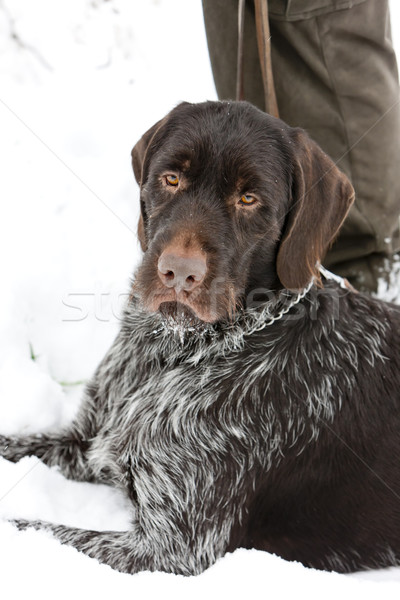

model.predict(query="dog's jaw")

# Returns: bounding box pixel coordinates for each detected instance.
[158,301,212,336]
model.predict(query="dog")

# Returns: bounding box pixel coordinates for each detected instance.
[1,100,400,575]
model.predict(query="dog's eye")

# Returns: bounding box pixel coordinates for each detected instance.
[239,194,257,206]
[165,174,180,187]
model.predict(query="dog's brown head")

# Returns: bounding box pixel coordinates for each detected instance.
[131,101,354,324]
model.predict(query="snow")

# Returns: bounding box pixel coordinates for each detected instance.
[0,0,400,597]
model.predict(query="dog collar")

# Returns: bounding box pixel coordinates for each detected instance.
[250,278,314,332]
[248,263,349,333]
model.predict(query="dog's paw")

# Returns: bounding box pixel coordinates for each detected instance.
[9,518,44,532]
[0,433,47,463]
[0,435,22,461]
[0,435,11,454]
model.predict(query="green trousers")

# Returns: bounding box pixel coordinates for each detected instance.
[202,0,400,292]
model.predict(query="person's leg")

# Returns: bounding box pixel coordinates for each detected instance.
[270,0,400,295]
[202,0,400,296]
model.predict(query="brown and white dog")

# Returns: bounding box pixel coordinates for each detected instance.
[1,101,400,575]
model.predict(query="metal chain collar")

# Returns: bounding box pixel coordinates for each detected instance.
[252,278,315,332]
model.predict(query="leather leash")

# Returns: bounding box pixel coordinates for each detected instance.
[236,0,246,101]
[236,0,279,118]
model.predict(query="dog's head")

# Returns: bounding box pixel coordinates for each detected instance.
[131,101,354,324]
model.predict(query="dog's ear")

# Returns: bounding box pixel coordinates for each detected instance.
[131,117,168,251]
[276,129,354,291]
[131,117,168,185]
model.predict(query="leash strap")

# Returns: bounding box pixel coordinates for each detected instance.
[236,1,279,117]
[253,0,279,118]
[236,0,246,101]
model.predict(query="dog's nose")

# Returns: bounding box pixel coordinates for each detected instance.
[158,252,207,292]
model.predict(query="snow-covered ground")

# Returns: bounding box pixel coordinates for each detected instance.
[0,1,400,597]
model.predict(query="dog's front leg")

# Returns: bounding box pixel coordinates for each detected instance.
[0,429,96,482]
[10,503,238,576]
[0,328,142,483]
[0,377,107,482]
[11,519,152,574]
[9,457,250,575]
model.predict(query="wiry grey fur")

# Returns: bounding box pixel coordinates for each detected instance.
[1,282,399,575]
[1,100,400,575]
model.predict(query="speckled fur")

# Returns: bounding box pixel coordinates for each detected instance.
[2,101,400,575]
[2,285,400,575]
